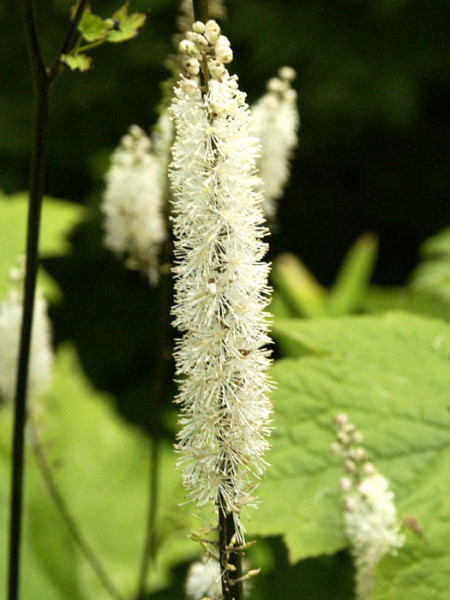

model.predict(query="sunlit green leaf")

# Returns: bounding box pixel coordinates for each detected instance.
[61,53,93,72]
[249,312,450,599]
[107,3,146,43]
[0,193,86,299]
[78,7,113,42]
[0,346,197,599]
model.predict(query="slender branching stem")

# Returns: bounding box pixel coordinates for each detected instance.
[29,421,126,600]
[8,2,88,599]
[135,241,174,600]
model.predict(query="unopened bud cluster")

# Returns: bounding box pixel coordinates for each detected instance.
[169,21,272,529]
[333,414,404,600]
[102,124,167,284]
[251,66,299,218]
[0,259,53,402]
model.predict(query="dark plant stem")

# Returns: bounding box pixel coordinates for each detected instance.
[29,421,126,600]
[218,501,244,600]
[135,242,174,600]
[193,0,210,23]
[8,2,88,599]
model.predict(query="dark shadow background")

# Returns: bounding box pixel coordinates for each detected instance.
[2,0,449,286]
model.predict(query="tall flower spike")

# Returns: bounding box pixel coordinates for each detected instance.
[333,414,405,600]
[169,20,272,534]
[251,66,299,218]
[101,124,167,285]
[0,259,53,403]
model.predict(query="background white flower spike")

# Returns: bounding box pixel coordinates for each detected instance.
[0,259,53,403]
[333,414,405,600]
[169,19,273,537]
[251,66,300,219]
[101,124,167,285]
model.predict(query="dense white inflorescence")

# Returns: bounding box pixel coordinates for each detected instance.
[251,67,299,218]
[333,414,404,600]
[0,263,53,402]
[102,125,167,284]
[185,556,222,600]
[169,20,272,528]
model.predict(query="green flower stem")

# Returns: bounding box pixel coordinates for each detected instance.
[8,2,89,599]
[74,38,109,55]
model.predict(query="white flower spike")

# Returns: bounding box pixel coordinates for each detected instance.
[169,20,272,534]
[0,260,53,402]
[251,67,300,218]
[102,125,167,284]
[333,415,405,600]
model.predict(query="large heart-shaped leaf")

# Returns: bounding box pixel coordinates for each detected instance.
[247,312,450,599]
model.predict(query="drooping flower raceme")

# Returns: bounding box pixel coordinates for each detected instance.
[0,262,53,402]
[251,67,299,218]
[102,124,167,284]
[185,555,222,600]
[169,20,272,530]
[333,414,404,600]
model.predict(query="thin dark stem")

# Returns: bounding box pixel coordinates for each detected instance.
[8,1,89,599]
[8,19,50,597]
[28,421,126,600]
[193,0,210,23]
[135,241,174,600]
[218,502,244,600]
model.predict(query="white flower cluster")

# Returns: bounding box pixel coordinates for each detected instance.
[169,20,272,525]
[251,66,299,218]
[101,124,167,284]
[333,414,404,600]
[185,556,222,600]
[0,262,53,402]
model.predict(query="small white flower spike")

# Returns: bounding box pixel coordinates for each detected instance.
[251,67,300,218]
[169,20,272,534]
[333,415,405,600]
[0,260,53,402]
[102,125,167,284]
[185,556,222,600]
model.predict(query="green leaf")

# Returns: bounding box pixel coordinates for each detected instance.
[4,346,197,598]
[0,411,82,600]
[411,227,450,303]
[328,233,378,315]
[248,312,450,599]
[107,3,146,43]
[0,193,86,299]
[78,7,113,42]
[61,53,93,72]
[271,253,328,318]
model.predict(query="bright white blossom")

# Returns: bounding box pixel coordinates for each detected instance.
[333,414,404,600]
[185,556,222,600]
[101,125,167,284]
[0,263,53,402]
[251,66,299,218]
[169,21,272,530]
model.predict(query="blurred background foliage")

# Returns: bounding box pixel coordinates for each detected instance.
[1,0,449,284]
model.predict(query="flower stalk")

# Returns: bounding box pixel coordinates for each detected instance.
[8,2,89,599]
[169,14,272,599]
